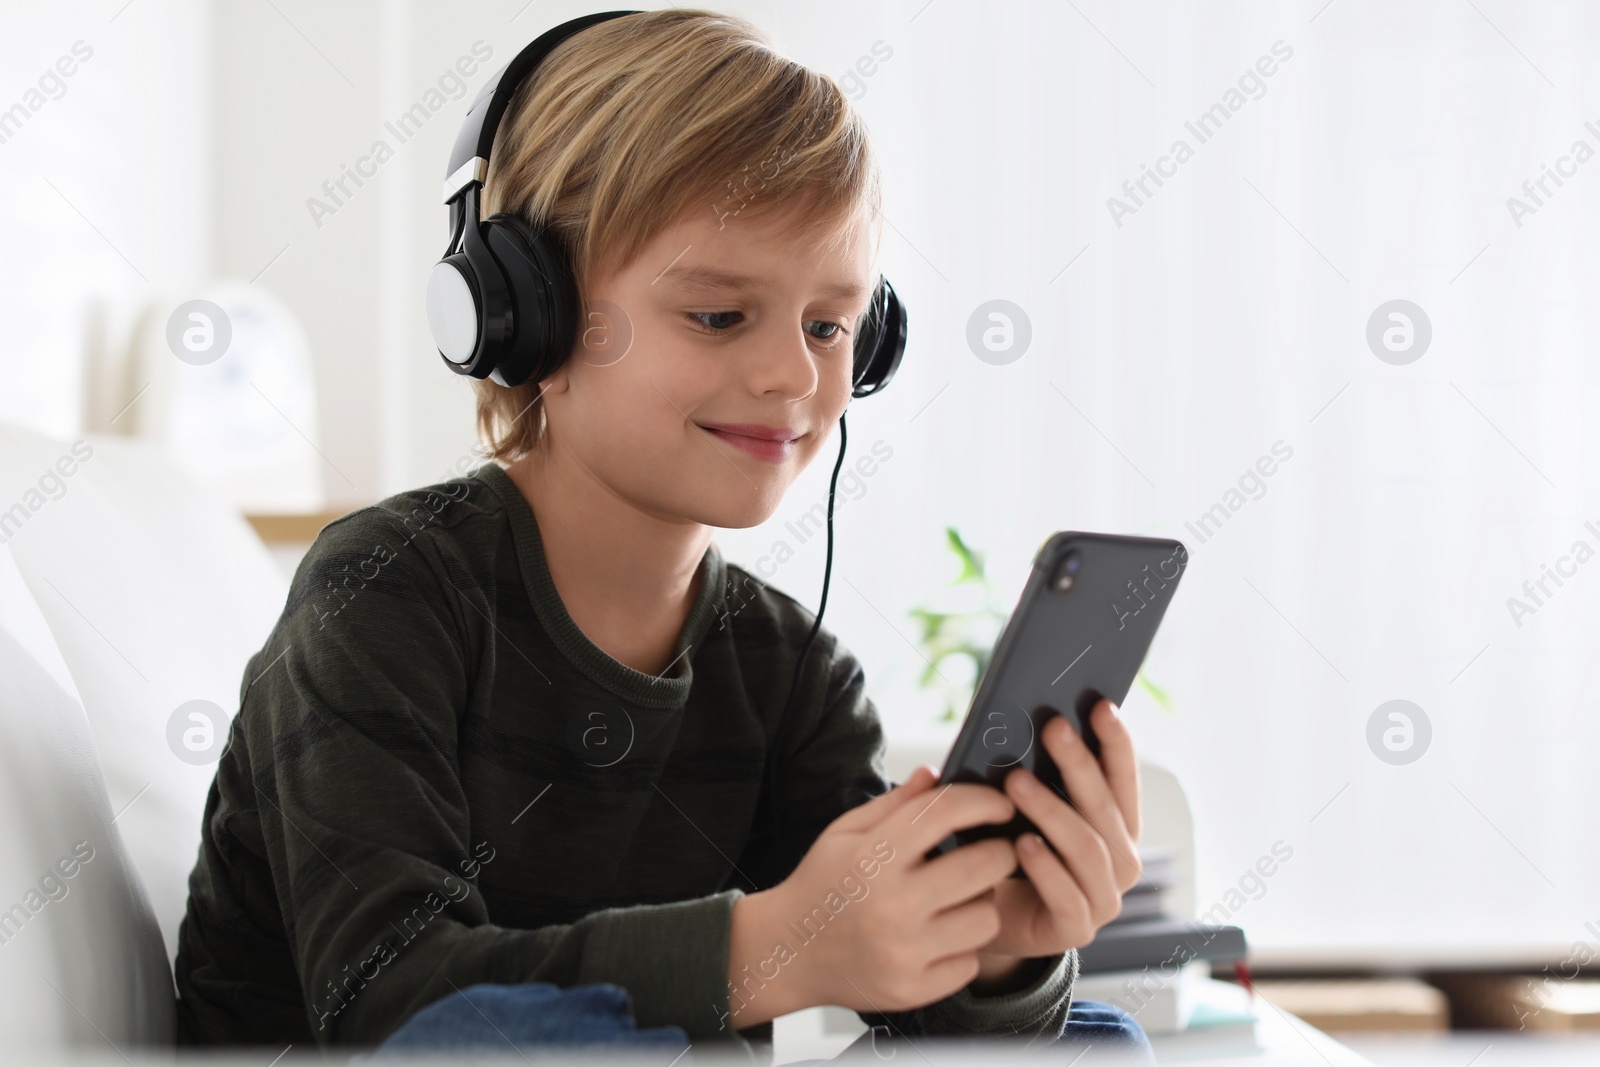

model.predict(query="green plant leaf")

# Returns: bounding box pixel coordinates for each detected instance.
[946,526,986,584]
[908,526,1015,726]
[912,526,1179,727]
[1136,670,1175,715]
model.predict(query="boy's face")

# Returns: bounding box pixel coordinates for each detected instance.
[540,196,877,529]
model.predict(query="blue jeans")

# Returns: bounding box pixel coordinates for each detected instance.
[353,982,1155,1063]
[1059,999,1159,1061]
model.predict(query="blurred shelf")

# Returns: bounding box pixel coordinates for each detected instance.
[1430,974,1600,1031]
[1250,978,1449,1033]
[243,507,365,544]
[1247,943,1595,970]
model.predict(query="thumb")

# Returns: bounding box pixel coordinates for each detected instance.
[829,765,938,833]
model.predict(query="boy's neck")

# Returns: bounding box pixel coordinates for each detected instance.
[504,444,713,677]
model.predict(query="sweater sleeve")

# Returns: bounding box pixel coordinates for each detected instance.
[759,631,1077,1044]
[238,508,749,1048]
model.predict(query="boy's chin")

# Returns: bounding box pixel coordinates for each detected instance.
[692,495,785,531]
[697,502,784,531]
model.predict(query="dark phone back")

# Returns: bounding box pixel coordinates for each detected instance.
[931,531,1188,857]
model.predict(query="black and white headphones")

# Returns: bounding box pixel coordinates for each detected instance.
[426,9,907,395]
[427,10,909,878]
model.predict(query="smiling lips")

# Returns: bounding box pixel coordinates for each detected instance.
[698,422,802,463]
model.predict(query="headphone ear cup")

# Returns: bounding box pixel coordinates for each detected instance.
[480,212,580,388]
[427,252,486,367]
[851,276,907,398]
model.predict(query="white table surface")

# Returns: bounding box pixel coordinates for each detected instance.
[771,994,1377,1066]
[1149,992,1377,1064]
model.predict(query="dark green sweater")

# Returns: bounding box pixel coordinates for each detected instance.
[173,461,1077,1058]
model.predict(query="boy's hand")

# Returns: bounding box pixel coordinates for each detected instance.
[727,766,1020,1025]
[971,699,1144,988]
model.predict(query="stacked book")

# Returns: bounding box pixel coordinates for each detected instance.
[1102,849,1179,925]
[1070,847,1251,1034]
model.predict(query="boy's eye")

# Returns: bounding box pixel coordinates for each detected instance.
[807,321,846,346]
[689,310,743,332]
[685,311,850,347]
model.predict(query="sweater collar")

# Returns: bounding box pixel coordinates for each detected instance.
[475,461,724,710]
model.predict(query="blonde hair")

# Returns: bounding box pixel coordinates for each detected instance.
[474,7,883,463]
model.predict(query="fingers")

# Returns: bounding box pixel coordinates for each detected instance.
[830,765,938,834]
[915,837,1017,911]
[1013,831,1097,944]
[1038,712,1138,885]
[1091,699,1143,842]
[1004,768,1122,924]
[886,780,1017,857]
[1042,713,1119,828]
[921,952,983,1000]
[924,891,1005,960]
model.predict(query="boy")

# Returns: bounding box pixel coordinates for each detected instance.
[173,8,1150,1062]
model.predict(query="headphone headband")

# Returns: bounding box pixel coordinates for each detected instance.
[443,10,642,206]
[426,8,906,398]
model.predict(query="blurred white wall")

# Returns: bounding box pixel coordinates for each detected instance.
[720,0,1600,968]
[2,0,1596,968]
[0,0,210,437]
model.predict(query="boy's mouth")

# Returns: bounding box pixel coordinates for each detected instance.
[697,422,802,463]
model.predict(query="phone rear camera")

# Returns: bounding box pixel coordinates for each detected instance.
[1051,551,1081,592]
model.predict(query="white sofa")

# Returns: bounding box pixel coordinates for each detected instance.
[0,547,175,1050]
[0,423,287,1054]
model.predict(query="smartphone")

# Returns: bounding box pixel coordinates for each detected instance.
[927,531,1188,865]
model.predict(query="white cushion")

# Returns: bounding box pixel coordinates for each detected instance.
[0,545,175,1049]
[0,423,288,966]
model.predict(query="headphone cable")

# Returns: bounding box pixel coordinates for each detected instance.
[764,408,848,878]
